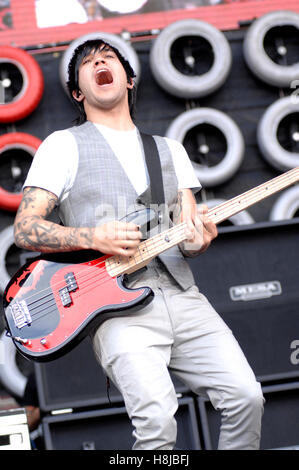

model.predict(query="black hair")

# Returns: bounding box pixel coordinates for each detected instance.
[67,39,137,125]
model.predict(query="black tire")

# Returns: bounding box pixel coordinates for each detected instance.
[269,185,299,220]
[257,96,299,171]
[165,108,244,187]
[243,10,299,88]
[0,46,44,123]
[0,132,41,212]
[149,19,232,99]
[59,31,141,94]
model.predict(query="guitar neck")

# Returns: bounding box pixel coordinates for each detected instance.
[207,166,299,224]
[106,166,299,277]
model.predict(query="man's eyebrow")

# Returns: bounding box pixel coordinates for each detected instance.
[80,46,117,67]
[99,44,115,53]
[82,53,93,60]
[82,47,115,61]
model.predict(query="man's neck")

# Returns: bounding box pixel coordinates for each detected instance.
[85,107,135,131]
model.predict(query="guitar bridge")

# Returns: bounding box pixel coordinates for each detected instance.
[9,300,32,329]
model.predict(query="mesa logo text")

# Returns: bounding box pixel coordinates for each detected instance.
[229,281,281,301]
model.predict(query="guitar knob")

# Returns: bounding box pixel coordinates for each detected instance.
[40,338,47,345]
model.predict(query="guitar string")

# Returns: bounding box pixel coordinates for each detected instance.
[21,230,189,328]
[15,220,188,308]
[9,169,299,323]
[18,228,188,322]
[16,226,186,313]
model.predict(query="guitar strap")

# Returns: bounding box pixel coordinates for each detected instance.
[140,132,165,205]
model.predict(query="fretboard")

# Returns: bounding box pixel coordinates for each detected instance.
[207,166,299,224]
[106,166,299,277]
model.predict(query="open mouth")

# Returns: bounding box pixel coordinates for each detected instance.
[95,69,113,86]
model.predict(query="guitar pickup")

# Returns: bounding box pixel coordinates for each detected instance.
[59,272,78,307]
[64,272,78,292]
[59,287,72,307]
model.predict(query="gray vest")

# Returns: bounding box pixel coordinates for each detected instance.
[59,121,195,290]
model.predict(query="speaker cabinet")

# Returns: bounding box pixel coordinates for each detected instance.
[35,336,189,413]
[188,220,299,382]
[198,382,299,450]
[42,397,201,450]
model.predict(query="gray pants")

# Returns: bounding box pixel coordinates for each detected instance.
[92,262,264,450]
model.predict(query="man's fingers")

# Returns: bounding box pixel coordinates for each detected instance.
[185,216,195,240]
[104,221,142,240]
[197,205,218,239]
[117,238,141,248]
[198,203,209,215]
[118,248,138,258]
[201,215,218,239]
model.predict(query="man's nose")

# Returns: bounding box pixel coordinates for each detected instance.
[94,58,105,66]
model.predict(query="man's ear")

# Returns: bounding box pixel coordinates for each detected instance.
[127,78,134,90]
[72,89,84,102]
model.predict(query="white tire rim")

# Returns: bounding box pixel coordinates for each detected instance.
[165,108,244,187]
[270,185,299,220]
[257,96,299,171]
[149,19,232,99]
[243,10,299,88]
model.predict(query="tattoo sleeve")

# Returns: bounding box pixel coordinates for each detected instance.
[14,187,94,253]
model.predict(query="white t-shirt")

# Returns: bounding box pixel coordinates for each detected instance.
[24,124,201,201]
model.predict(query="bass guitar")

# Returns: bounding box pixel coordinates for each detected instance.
[2,166,299,361]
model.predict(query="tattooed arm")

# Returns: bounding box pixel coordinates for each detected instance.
[175,188,218,256]
[14,187,94,253]
[14,187,142,257]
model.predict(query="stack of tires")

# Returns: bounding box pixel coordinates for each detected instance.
[0,46,43,400]
[0,46,43,211]
[244,11,299,221]
[0,46,43,292]
[146,11,299,223]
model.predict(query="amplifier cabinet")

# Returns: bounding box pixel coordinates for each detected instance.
[42,397,201,450]
[198,382,299,450]
[189,220,299,382]
[34,336,122,412]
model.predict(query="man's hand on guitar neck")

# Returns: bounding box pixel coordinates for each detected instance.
[176,188,218,257]
[92,221,142,258]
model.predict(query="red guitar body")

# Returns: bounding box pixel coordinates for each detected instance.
[3,250,153,362]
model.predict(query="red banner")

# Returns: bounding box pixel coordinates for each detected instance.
[1,0,299,49]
